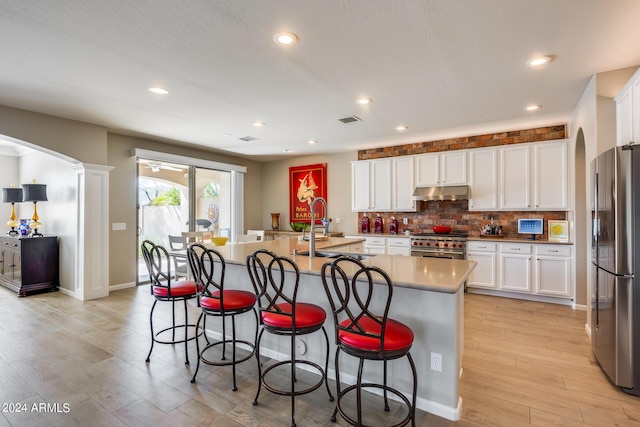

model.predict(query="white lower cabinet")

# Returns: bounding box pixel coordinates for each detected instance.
[344,235,411,255]
[387,237,411,256]
[499,243,533,293]
[535,245,572,297]
[466,241,497,289]
[466,240,573,303]
[363,236,386,254]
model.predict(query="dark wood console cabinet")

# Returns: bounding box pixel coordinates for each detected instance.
[0,235,59,297]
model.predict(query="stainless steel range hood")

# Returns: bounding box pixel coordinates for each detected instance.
[412,185,470,201]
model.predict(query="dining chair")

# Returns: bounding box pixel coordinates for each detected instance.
[141,240,202,365]
[247,229,265,241]
[187,243,259,390]
[182,231,204,244]
[237,233,259,243]
[321,255,417,427]
[246,249,334,427]
[168,235,189,280]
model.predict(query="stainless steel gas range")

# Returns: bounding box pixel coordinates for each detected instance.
[410,233,468,260]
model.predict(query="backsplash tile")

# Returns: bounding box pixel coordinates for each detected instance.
[358,125,566,160]
[365,201,567,240]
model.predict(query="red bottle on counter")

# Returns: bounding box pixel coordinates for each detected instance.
[389,216,398,235]
[374,214,384,234]
[361,214,370,233]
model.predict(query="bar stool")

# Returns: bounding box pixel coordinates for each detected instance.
[246,249,334,427]
[321,255,417,427]
[187,243,258,390]
[141,240,202,365]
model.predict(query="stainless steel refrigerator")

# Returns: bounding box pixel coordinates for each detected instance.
[591,145,640,395]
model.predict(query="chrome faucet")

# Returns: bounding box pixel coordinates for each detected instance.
[309,197,327,258]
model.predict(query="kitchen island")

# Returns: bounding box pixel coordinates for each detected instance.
[203,237,475,421]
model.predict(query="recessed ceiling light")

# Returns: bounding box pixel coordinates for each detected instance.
[273,32,298,46]
[525,104,542,111]
[149,87,169,95]
[396,125,408,131]
[356,97,372,105]
[223,133,231,137]
[253,121,265,127]
[284,149,293,153]
[308,140,317,144]
[528,56,552,67]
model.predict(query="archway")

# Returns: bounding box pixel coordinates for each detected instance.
[574,128,588,307]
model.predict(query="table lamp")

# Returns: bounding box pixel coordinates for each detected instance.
[2,185,23,236]
[22,181,47,237]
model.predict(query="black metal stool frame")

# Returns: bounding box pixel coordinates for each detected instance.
[187,243,258,391]
[141,240,202,365]
[321,255,418,427]
[246,249,334,427]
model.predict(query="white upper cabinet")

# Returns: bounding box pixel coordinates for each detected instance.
[469,148,498,211]
[500,144,531,209]
[415,151,467,186]
[351,159,391,212]
[616,68,640,146]
[353,139,567,212]
[391,156,417,211]
[533,140,568,210]
[498,140,568,211]
[351,161,371,211]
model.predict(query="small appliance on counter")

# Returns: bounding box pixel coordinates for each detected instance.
[374,214,384,234]
[389,216,398,235]
[360,214,370,233]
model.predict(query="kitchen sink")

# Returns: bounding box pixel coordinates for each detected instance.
[298,250,374,261]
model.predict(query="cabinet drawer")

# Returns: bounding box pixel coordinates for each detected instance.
[365,237,386,246]
[536,245,571,257]
[467,241,497,252]
[387,238,410,247]
[499,243,532,254]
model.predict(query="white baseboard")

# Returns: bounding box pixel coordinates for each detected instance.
[204,328,461,421]
[109,282,136,292]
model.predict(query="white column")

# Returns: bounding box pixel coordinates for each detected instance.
[230,170,245,242]
[71,163,114,300]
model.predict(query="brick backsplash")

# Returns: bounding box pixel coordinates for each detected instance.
[358,125,566,160]
[363,201,567,239]
[355,124,568,237]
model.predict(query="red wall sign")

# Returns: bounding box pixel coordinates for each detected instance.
[289,163,327,224]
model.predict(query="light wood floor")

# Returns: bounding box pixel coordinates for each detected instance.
[0,285,638,426]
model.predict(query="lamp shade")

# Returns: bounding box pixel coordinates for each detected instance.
[2,187,23,203]
[22,183,47,202]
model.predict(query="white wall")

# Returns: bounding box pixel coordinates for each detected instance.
[19,151,78,292]
[262,152,359,233]
[0,154,20,223]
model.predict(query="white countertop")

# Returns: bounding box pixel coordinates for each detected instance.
[467,236,573,245]
[203,237,475,294]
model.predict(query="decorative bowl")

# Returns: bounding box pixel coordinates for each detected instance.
[211,236,229,246]
[433,225,452,234]
[290,222,310,232]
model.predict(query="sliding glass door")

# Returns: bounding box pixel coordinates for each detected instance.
[136,158,234,284]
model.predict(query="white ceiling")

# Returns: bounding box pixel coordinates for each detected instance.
[1,0,639,161]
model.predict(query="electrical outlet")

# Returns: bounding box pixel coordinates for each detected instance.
[403,218,408,225]
[431,352,442,372]
[335,218,341,224]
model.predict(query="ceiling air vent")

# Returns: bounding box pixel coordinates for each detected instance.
[238,136,258,142]
[338,115,362,124]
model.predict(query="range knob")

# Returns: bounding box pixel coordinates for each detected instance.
[426,242,431,246]
[444,243,449,247]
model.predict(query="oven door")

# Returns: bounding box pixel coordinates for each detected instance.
[410,249,465,260]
